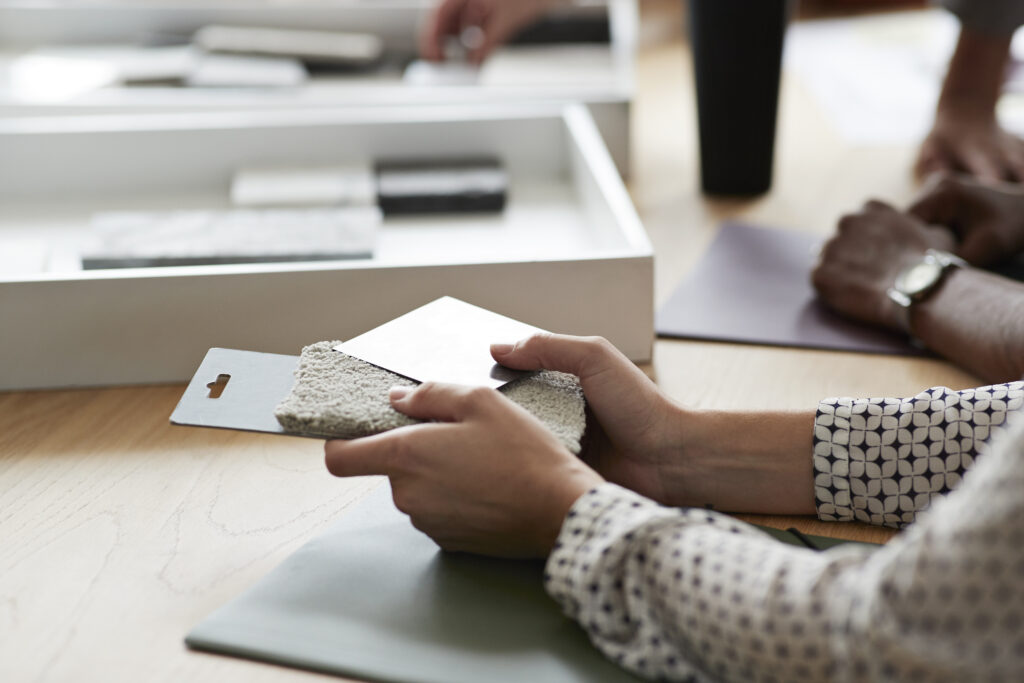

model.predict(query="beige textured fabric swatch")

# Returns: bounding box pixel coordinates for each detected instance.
[274,341,586,453]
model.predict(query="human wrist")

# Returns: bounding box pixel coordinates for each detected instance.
[937,29,1012,119]
[671,409,759,510]
[909,266,1024,382]
[669,409,816,514]
[538,463,603,555]
[644,401,698,506]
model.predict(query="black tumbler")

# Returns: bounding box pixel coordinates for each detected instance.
[689,0,791,196]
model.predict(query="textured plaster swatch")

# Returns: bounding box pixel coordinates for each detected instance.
[274,341,586,453]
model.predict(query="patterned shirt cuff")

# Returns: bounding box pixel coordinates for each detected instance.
[813,382,1024,528]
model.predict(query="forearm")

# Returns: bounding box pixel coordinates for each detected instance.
[667,409,816,515]
[662,379,1023,526]
[938,28,1012,119]
[913,267,1024,382]
[546,419,1024,682]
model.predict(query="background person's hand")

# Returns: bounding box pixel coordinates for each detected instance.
[908,173,1024,266]
[915,111,1024,184]
[325,381,602,558]
[811,201,957,331]
[419,0,557,64]
[491,333,688,506]
[916,27,1024,185]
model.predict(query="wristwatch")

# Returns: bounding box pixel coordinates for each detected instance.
[886,249,968,334]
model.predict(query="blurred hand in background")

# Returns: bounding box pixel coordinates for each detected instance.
[909,173,1024,265]
[420,0,559,64]
[917,23,1024,183]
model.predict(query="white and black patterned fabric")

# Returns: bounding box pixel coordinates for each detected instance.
[545,384,1024,682]
[814,382,1024,528]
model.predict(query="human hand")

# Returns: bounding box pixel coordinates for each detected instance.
[908,173,1024,266]
[916,110,1024,184]
[812,201,957,331]
[325,381,602,558]
[419,0,558,64]
[916,27,1023,184]
[491,333,688,506]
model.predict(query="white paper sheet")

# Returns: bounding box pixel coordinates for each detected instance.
[480,46,617,86]
[335,297,541,389]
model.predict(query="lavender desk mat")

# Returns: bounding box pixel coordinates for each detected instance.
[656,223,925,356]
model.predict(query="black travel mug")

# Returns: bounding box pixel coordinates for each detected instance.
[689,0,791,196]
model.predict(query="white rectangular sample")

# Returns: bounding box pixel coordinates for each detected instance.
[0,239,49,275]
[231,166,376,208]
[403,60,480,87]
[194,25,383,67]
[480,46,616,87]
[336,296,542,389]
[185,54,307,88]
[83,206,380,268]
[12,45,197,87]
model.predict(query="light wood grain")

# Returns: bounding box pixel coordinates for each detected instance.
[0,385,373,682]
[0,2,980,681]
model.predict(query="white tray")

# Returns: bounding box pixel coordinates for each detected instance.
[0,0,636,173]
[0,104,653,390]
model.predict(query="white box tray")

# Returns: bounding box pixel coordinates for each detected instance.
[0,0,636,172]
[0,104,653,390]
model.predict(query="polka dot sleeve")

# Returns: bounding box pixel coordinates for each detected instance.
[545,420,1024,682]
[813,381,1023,528]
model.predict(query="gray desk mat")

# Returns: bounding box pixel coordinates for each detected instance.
[657,222,1024,356]
[186,483,643,683]
[185,487,876,683]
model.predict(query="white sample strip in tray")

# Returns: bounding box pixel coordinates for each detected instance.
[81,206,381,269]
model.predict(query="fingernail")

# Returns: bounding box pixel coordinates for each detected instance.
[389,386,410,401]
[491,343,514,355]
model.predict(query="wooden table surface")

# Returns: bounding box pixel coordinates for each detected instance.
[0,2,981,681]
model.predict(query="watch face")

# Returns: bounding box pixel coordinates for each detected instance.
[897,261,943,296]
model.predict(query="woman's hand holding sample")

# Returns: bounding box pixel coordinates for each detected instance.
[325,377,602,559]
